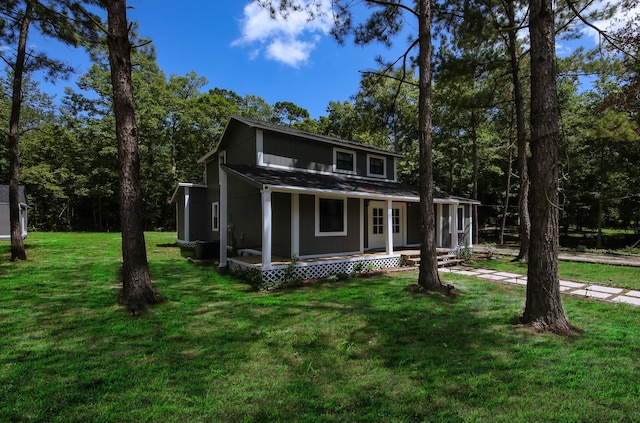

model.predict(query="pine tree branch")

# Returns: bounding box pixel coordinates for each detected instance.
[364,0,418,18]
[565,0,638,62]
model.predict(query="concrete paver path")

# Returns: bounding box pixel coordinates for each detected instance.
[477,246,640,268]
[439,266,640,307]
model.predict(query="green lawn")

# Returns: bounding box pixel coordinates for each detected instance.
[468,256,640,291]
[1,233,639,422]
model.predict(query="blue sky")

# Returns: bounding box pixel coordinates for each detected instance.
[27,0,630,119]
[31,1,409,119]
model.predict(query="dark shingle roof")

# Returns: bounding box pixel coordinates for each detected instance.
[223,165,479,204]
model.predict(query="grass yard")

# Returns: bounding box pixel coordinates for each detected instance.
[468,256,640,291]
[1,232,639,422]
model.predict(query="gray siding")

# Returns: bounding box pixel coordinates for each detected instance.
[271,192,292,257]
[227,176,261,250]
[263,132,332,172]
[226,125,257,165]
[176,200,185,240]
[299,195,360,256]
[407,202,421,245]
[188,188,210,241]
[442,205,451,247]
[262,131,397,180]
[0,204,9,237]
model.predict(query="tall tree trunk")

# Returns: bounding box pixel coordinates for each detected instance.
[106,0,159,309]
[471,110,479,245]
[417,0,440,289]
[499,143,513,245]
[8,4,31,262]
[522,0,576,334]
[507,0,531,261]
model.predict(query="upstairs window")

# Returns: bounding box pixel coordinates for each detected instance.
[334,148,356,174]
[367,155,386,178]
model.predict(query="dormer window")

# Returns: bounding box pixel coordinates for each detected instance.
[334,148,356,174]
[367,154,386,178]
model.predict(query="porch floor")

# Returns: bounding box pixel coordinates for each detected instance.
[229,247,453,268]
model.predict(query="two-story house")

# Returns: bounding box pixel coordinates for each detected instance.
[171,116,479,284]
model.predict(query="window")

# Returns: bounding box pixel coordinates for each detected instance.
[392,208,401,234]
[334,148,355,174]
[372,208,384,234]
[212,202,219,231]
[367,155,386,178]
[316,197,347,236]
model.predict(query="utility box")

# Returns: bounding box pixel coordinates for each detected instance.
[194,240,219,260]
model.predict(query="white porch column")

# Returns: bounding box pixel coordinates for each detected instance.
[386,199,394,255]
[468,205,474,248]
[359,198,365,253]
[451,202,460,249]
[184,187,190,242]
[437,203,443,247]
[262,189,272,270]
[291,193,299,258]
[219,165,228,267]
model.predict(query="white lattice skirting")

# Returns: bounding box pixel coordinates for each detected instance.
[229,255,402,288]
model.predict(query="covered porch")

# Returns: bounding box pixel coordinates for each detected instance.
[228,247,462,287]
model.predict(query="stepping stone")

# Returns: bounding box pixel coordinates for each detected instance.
[611,296,640,306]
[504,278,527,286]
[625,290,640,298]
[451,270,482,276]
[569,289,612,299]
[477,274,508,281]
[559,280,585,288]
[587,285,624,295]
[493,272,522,278]
[474,269,498,274]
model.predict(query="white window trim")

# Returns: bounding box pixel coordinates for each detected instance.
[315,196,348,237]
[333,147,357,175]
[367,154,387,178]
[212,201,220,232]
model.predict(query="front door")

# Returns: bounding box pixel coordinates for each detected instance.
[368,201,405,249]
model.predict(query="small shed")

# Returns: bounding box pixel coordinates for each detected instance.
[0,185,28,240]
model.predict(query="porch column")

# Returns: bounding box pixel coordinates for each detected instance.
[451,201,460,249]
[359,198,365,253]
[219,165,228,267]
[262,189,272,270]
[184,187,190,242]
[291,193,299,258]
[468,204,474,248]
[386,199,393,255]
[437,203,443,247]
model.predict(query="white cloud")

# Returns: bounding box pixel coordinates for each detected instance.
[581,1,639,44]
[233,1,334,68]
